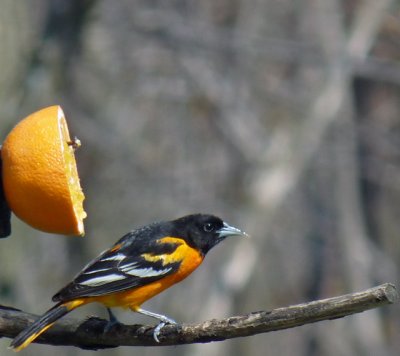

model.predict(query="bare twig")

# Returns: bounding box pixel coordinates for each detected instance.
[0,283,396,350]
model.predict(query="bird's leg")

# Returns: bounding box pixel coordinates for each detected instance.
[103,308,120,333]
[135,307,177,342]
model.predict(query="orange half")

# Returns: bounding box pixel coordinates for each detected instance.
[1,105,86,235]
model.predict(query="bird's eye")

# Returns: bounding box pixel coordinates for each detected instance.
[203,222,214,232]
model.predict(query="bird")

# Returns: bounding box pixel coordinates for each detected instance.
[10,213,247,351]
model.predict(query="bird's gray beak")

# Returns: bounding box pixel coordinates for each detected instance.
[217,222,249,239]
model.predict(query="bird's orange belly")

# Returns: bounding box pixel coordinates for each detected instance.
[90,238,204,310]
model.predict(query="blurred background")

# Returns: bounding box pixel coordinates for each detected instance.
[0,0,400,355]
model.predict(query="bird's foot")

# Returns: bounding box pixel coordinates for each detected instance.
[153,317,177,342]
[103,308,120,333]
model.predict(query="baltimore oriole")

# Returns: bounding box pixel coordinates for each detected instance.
[10,214,247,351]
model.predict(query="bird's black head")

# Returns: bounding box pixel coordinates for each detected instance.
[171,214,247,255]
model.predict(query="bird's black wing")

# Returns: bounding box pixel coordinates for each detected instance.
[53,232,183,302]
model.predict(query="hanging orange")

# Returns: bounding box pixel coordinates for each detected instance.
[1,105,86,236]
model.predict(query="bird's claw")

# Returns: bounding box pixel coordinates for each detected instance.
[153,322,165,342]
[103,318,119,333]
[153,318,177,342]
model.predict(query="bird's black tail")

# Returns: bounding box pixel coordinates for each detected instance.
[10,300,82,351]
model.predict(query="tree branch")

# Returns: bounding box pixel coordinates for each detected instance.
[0,283,397,350]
